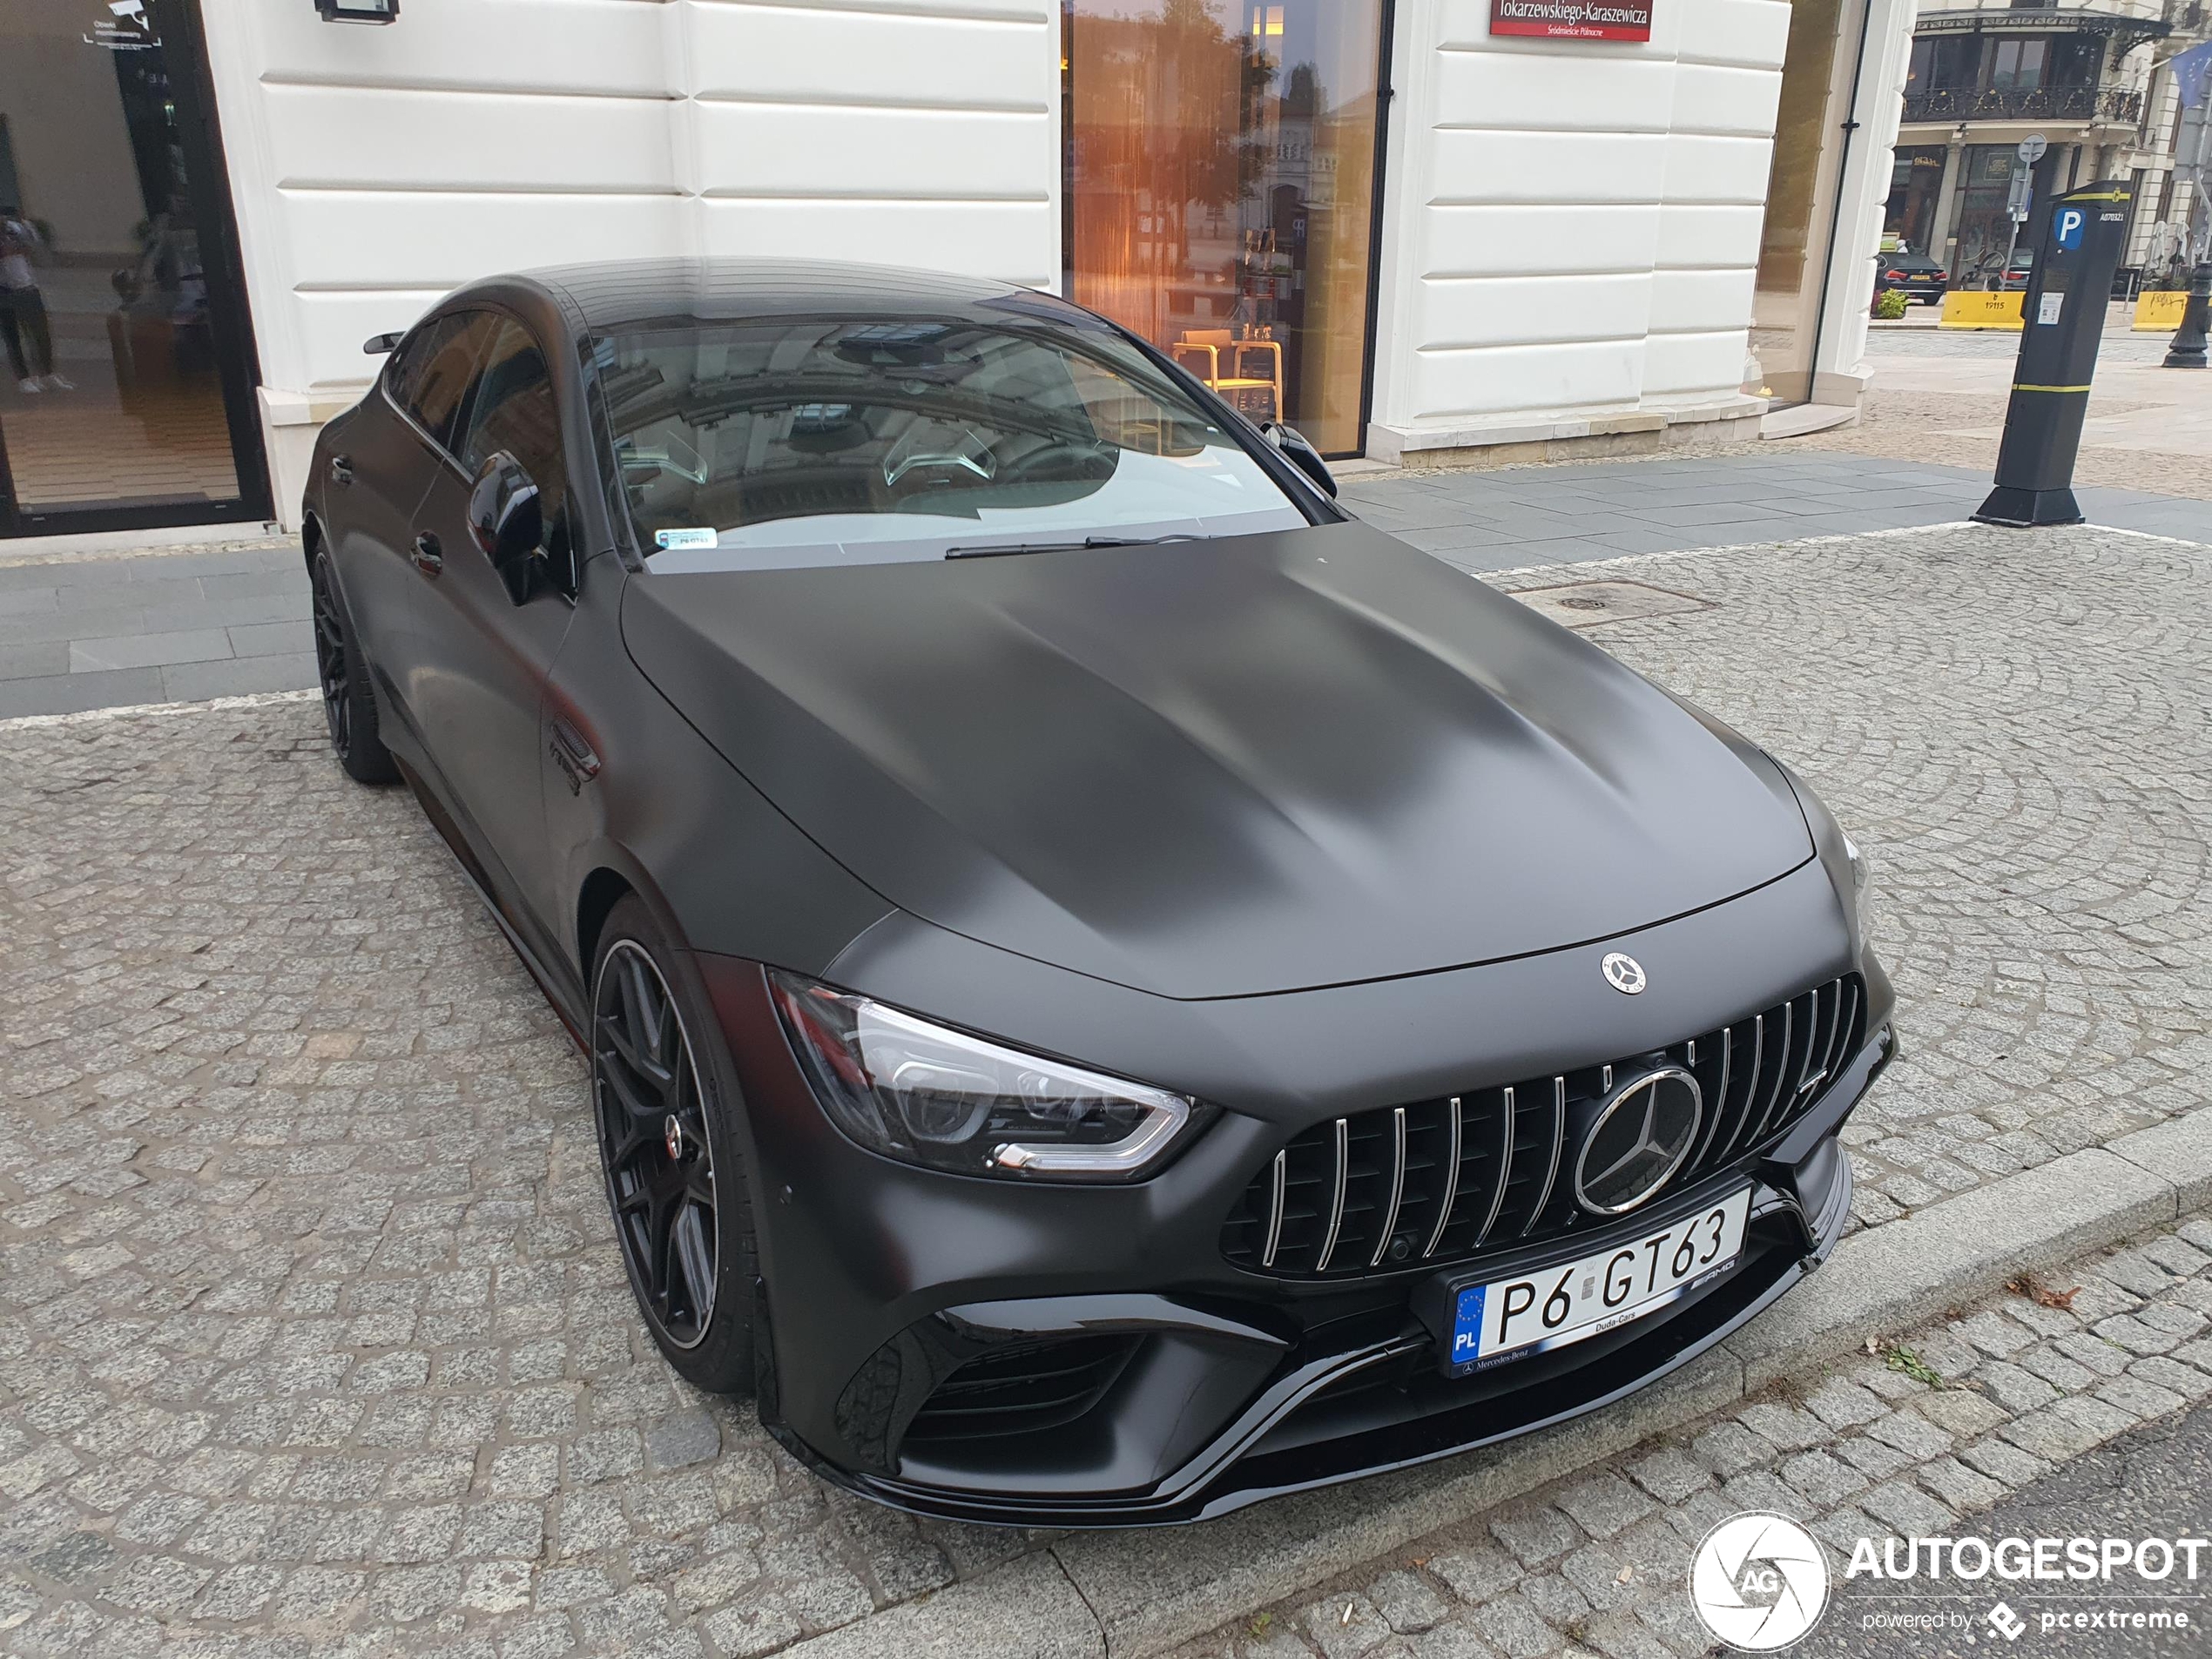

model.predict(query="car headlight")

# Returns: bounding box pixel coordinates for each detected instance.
[766,970,1211,1181]
[1843,833,1871,935]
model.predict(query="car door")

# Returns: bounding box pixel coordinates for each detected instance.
[407,312,577,950]
[327,314,477,698]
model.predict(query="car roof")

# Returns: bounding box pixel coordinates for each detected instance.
[506,257,1083,334]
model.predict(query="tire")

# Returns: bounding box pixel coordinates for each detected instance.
[310,547,399,785]
[590,895,759,1393]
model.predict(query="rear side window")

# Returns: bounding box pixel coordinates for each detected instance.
[388,311,495,455]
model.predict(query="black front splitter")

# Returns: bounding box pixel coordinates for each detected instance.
[770,1153,1853,1528]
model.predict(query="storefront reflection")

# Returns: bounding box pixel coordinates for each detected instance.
[1062,0,1382,456]
[0,0,245,531]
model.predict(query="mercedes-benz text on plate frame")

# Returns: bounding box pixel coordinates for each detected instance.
[1445,1188,1753,1376]
[1602,952,1648,994]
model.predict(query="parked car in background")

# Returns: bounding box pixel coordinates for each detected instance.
[302,258,1897,1525]
[1873,250,1946,305]
[1998,247,2036,292]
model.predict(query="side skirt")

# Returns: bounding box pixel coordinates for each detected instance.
[394,755,590,1049]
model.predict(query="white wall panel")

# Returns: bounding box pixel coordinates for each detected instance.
[685,5,1049,109]
[263,84,679,193]
[1676,0,1792,71]
[1641,330,1750,397]
[250,0,668,95]
[698,199,1056,285]
[1429,132,1670,206]
[1422,205,1662,280]
[1412,340,1645,420]
[280,192,691,294]
[1649,267,1757,334]
[1654,203,1765,271]
[1431,51,1676,133]
[1670,64,1785,138]
[1415,274,1655,351]
[690,105,1049,200]
[1660,134,1778,205]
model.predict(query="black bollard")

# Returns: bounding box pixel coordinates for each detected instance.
[2163,260,2212,368]
[1973,182,2134,529]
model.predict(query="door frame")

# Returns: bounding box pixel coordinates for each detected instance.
[0,0,272,538]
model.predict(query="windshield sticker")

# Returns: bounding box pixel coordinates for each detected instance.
[654,528,718,551]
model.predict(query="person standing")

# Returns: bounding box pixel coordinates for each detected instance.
[0,212,71,395]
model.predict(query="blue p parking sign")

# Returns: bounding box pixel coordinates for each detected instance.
[2054,206,2087,251]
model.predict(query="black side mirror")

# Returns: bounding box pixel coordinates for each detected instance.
[362,331,402,355]
[469,451,544,602]
[1260,421,1338,498]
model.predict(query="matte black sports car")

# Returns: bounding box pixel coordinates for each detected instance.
[304,259,1894,1526]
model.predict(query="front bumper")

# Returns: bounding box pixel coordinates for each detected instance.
[699,867,1893,1527]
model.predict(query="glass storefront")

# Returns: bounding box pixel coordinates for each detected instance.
[1744,0,1849,407]
[0,0,264,536]
[1062,0,1386,456]
[1885,145,1948,259]
[1952,145,2026,287]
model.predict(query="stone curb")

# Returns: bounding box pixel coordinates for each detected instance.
[778,1118,2209,1659]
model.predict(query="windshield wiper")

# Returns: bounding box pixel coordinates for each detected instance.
[943,533,1198,560]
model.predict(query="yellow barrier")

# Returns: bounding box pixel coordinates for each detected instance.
[2134,290,2188,331]
[1939,290,2025,330]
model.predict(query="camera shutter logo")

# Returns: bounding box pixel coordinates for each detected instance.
[1689,1512,1830,1651]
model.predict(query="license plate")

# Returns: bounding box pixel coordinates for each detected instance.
[1439,1186,1751,1376]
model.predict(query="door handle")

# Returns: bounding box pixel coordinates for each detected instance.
[411,532,443,577]
[329,454,354,486]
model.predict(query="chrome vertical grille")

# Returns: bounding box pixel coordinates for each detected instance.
[1219,974,1866,1279]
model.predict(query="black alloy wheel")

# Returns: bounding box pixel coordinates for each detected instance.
[310,549,397,783]
[591,924,743,1370]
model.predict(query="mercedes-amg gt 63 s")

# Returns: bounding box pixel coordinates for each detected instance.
[304,259,1894,1526]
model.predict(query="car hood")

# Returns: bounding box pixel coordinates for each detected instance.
[621,521,1813,1000]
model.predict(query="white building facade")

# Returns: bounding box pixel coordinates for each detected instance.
[0,0,1916,539]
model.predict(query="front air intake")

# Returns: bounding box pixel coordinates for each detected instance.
[900,1335,1139,1445]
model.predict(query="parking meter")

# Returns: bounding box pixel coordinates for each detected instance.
[1973,181,2133,526]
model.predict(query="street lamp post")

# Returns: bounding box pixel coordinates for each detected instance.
[2165,260,2212,368]
[2164,43,2212,368]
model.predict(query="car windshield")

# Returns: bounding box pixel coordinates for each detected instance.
[593,312,1311,570]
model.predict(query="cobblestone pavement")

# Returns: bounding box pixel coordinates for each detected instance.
[1489,525,2210,1227]
[1173,1217,2212,1659]
[0,522,2206,1656]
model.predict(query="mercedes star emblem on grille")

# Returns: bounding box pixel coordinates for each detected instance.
[1602,952,1647,995]
[1574,1066,1703,1215]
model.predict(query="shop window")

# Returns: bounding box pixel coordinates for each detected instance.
[1885,147,1949,259]
[1062,0,1385,456]
[0,0,264,535]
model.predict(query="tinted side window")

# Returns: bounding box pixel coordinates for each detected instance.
[460,320,565,514]
[383,315,458,410]
[459,318,575,591]
[408,312,496,455]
